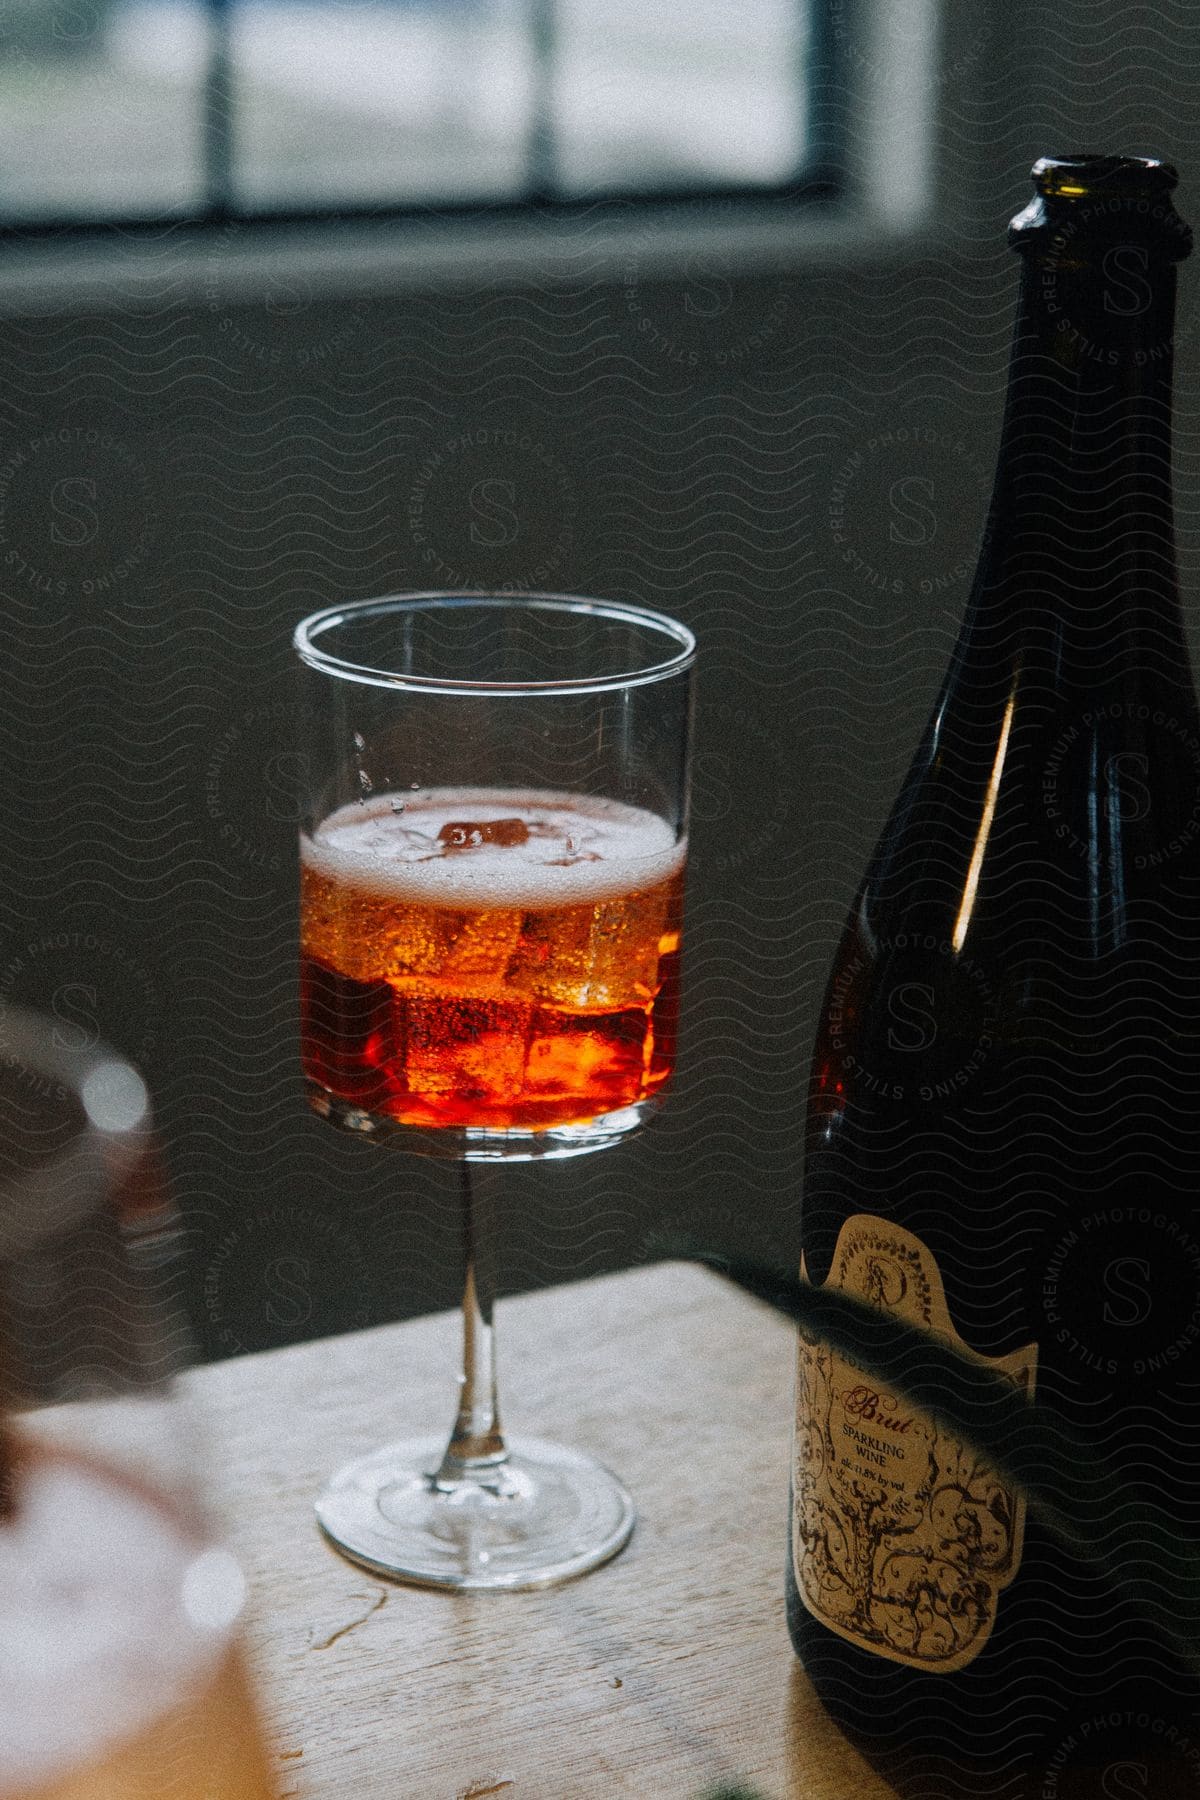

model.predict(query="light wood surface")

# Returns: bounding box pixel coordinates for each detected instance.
[188,1261,897,1800]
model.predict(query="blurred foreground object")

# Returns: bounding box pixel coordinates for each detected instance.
[0,1008,277,1800]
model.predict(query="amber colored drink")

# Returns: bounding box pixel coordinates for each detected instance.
[300,787,685,1132]
[0,1449,275,1800]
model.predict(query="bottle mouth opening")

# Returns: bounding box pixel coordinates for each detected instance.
[1032,154,1179,198]
[1010,153,1191,261]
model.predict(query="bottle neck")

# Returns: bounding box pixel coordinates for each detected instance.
[969,237,1185,682]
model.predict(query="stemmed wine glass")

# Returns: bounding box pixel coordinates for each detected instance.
[294,593,694,1589]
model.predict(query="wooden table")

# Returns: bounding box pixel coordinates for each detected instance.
[189,1261,897,1800]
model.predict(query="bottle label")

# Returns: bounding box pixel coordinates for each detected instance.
[792,1213,1037,1673]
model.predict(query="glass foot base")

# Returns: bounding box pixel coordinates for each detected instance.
[315,1435,636,1590]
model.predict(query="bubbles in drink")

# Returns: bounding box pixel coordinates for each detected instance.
[306,789,682,904]
[300,788,686,1133]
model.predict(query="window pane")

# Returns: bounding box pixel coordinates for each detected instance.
[0,0,815,223]
[0,0,207,220]
[554,0,807,196]
[234,0,534,208]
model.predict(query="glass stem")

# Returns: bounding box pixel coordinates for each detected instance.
[433,1161,509,1487]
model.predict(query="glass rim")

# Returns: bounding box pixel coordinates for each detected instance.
[293,592,696,695]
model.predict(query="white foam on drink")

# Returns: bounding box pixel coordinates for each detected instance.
[0,1455,234,1793]
[302,787,685,909]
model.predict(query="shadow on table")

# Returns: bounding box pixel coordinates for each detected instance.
[779,1662,897,1798]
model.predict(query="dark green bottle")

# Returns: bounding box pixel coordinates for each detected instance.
[789,155,1200,1798]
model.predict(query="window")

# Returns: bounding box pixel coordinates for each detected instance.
[0,0,839,229]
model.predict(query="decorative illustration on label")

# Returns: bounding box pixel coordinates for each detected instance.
[793,1214,1037,1673]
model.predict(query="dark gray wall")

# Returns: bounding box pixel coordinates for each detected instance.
[3,0,1199,1359]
